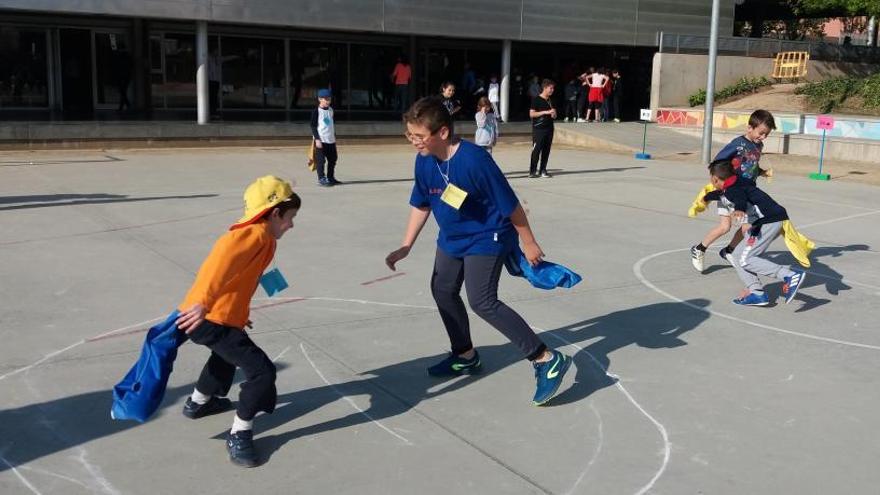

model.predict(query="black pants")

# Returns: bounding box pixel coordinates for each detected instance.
[188,320,277,421]
[315,142,338,180]
[577,95,587,119]
[530,128,553,175]
[209,80,220,116]
[565,100,578,121]
[611,93,621,120]
[394,84,409,113]
[431,248,547,361]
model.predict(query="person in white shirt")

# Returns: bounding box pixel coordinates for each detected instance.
[310,89,341,187]
[585,68,609,123]
[487,75,501,122]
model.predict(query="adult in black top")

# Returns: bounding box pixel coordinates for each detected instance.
[529,79,556,178]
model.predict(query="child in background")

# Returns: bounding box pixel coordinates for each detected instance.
[310,89,341,187]
[585,67,608,123]
[690,109,775,272]
[488,75,502,122]
[474,96,499,153]
[564,78,579,122]
[440,81,462,117]
[703,160,806,306]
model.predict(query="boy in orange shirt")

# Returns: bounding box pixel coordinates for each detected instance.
[176,175,301,468]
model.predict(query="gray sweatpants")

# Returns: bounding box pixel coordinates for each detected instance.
[732,221,796,294]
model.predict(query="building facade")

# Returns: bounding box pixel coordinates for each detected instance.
[0,1,735,120]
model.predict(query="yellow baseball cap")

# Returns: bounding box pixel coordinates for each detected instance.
[230,175,294,229]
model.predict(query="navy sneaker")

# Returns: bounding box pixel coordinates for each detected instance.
[182,396,233,420]
[532,350,571,406]
[318,177,332,187]
[328,178,343,185]
[226,430,259,468]
[783,271,806,304]
[732,292,770,306]
[427,351,482,377]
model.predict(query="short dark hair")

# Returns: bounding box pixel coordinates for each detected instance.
[440,81,455,91]
[403,96,453,134]
[541,78,555,89]
[749,109,776,130]
[272,192,302,217]
[708,159,735,179]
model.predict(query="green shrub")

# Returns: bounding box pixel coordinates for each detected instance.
[795,74,880,113]
[688,76,773,107]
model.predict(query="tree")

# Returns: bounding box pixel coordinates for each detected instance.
[796,0,880,17]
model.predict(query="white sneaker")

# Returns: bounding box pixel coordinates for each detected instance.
[690,245,705,272]
[613,118,620,123]
[576,118,585,123]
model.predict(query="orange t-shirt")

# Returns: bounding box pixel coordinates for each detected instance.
[391,63,411,85]
[179,221,276,329]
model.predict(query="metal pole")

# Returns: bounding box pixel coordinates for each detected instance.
[501,39,511,123]
[700,0,721,164]
[196,20,208,124]
[818,129,826,175]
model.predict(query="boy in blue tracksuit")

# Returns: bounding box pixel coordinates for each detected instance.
[691,109,775,272]
[385,96,571,406]
[704,159,806,306]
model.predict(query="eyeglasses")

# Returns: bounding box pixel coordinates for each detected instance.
[404,130,436,144]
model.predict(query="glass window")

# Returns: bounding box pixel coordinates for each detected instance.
[221,36,263,109]
[349,44,403,110]
[290,41,346,109]
[0,26,49,108]
[162,33,197,108]
[95,33,132,108]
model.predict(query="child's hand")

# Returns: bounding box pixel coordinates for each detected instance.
[741,223,752,237]
[522,241,545,267]
[549,109,557,119]
[315,139,323,149]
[385,246,411,271]
[176,303,206,334]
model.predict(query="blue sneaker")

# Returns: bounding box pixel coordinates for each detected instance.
[318,177,332,187]
[783,271,806,304]
[427,350,482,377]
[733,292,770,306]
[532,350,571,406]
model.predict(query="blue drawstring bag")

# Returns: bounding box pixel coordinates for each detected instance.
[111,311,186,422]
[504,246,583,290]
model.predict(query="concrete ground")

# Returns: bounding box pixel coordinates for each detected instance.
[1,141,879,494]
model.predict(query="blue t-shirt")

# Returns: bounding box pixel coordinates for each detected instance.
[714,136,763,182]
[409,140,520,258]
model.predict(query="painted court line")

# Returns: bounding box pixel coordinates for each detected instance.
[633,249,880,351]
[564,403,605,495]
[299,343,412,446]
[0,452,42,495]
[546,332,670,495]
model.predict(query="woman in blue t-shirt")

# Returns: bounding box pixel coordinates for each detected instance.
[385,97,571,406]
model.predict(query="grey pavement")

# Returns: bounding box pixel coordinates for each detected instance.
[1,142,879,494]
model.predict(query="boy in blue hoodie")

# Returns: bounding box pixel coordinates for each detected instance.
[704,159,806,306]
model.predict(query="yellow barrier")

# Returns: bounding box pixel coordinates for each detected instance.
[772,51,809,81]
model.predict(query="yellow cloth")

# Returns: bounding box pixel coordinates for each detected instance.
[688,183,717,218]
[307,141,317,172]
[782,220,814,268]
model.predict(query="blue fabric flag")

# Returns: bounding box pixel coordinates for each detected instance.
[504,246,583,290]
[111,311,185,422]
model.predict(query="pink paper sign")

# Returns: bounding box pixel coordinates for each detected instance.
[816,115,835,130]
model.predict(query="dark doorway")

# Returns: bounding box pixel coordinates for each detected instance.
[59,29,93,116]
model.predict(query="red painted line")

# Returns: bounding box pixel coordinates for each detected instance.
[86,326,152,342]
[360,272,406,286]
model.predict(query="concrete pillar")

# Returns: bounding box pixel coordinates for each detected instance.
[132,19,147,111]
[196,21,209,124]
[700,0,721,165]
[501,39,511,123]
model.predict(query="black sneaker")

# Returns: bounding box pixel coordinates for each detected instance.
[719,247,735,266]
[328,178,343,185]
[226,430,259,468]
[528,173,539,179]
[182,396,233,420]
[427,351,482,377]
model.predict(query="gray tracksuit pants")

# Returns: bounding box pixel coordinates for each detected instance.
[732,221,796,294]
